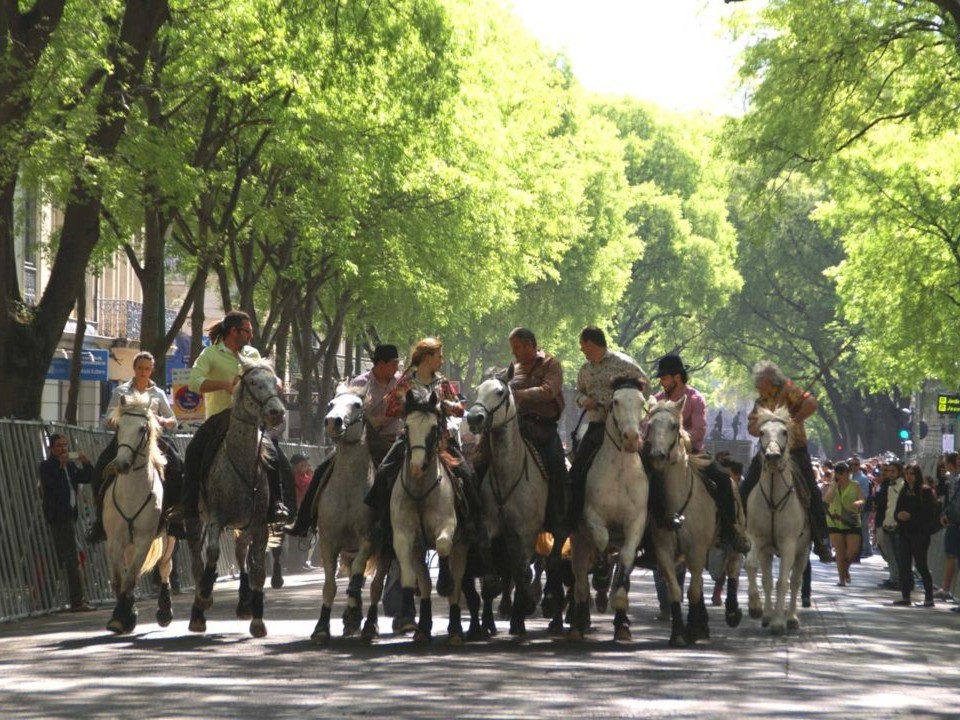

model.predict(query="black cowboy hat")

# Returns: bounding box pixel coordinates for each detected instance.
[372,344,399,364]
[653,353,689,378]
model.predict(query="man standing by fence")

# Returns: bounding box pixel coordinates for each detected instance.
[38,434,95,612]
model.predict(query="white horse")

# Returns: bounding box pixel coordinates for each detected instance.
[310,386,388,643]
[187,360,286,638]
[466,373,550,636]
[745,406,810,634]
[103,391,176,634]
[391,388,469,644]
[567,378,648,642]
[645,398,716,647]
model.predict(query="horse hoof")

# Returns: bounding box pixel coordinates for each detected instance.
[787,617,800,631]
[396,617,418,634]
[413,630,431,644]
[748,607,763,620]
[725,609,743,628]
[271,574,284,590]
[188,618,206,633]
[250,620,267,638]
[547,618,565,635]
[541,594,559,619]
[761,617,771,628]
[447,632,464,646]
[106,618,126,634]
[614,625,632,643]
[668,634,687,648]
[361,622,379,642]
[466,626,490,642]
[156,609,173,627]
[770,622,786,636]
[566,628,584,642]
[595,591,608,614]
[311,629,331,644]
[482,621,498,638]
[236,606,252,621]
[509,621,526,637]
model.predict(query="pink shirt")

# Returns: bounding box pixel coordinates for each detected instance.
[654,385,707,452]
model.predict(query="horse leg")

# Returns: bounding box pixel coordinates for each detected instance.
[446,544,468,645]
[463,577,485,641]
[565,532,593,641]
[499,576,514,620]
[541,541,564,619]
[592,553,611,614]
[772,541,796,635]
[361,556,388,642]
[506,534,533,636]
[344,540,374,637]
[786,548,805,632]
[724,555,743,628]
[653,533,686,647]
[188,520,216,633]
[247,525,269,638]
[745,547,762,620]
[235,533,252,620]
[760,549,775,627]
[481,575,499,637]
[392,530,419,634]
[270,542,284,589]
[156,537,176,627]
[685,561,710,644]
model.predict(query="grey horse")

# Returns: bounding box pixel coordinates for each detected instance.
[187,360,286,637]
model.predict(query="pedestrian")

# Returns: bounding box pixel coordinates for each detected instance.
[890,463,938,607]
[38,434,96,612]
[824,461,864,586]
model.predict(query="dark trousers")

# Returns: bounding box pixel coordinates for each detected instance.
[567,422,604,526]
[897,531,932,601]
[48,520,85,606]
[742,446,828,541]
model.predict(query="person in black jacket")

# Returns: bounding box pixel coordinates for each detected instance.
[890,463,938,607]
[38,434,95,612]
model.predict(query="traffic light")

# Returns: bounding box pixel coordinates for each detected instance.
[899,408,913,444]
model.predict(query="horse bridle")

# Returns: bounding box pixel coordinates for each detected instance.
[468,378,517,431]
[328,398,365,444]
[233,366,280,427]
[756,419,797,518]
[646,406,695,521]
[115,411,152,473]
[400,405,444,503]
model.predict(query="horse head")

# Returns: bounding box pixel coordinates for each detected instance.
[466,372,513,435]
[755,406,793,464]
[404,388,442,480]
[609,376,646,453]
[324,387,364,441]
[234,360,286,428]
[111,391,164,475]
[644,396,689,465]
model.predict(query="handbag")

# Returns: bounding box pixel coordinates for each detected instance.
[839,508,859,527]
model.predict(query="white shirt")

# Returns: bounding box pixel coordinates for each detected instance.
[883,476,905,530]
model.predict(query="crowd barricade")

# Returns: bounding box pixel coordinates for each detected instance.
[0,419,323,623]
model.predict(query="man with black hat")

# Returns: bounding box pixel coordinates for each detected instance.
[286,344,401,537]
[650,353,751,553]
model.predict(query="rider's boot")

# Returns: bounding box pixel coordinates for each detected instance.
[709,463,751,554]
[85,507,107,545]
[266,464,290,524]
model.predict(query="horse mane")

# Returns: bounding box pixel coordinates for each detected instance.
[754,406,798,445]
[110,390,166,473]
[404,388,460,468]
[481,366,509,383]
[239,357,276,375]
[611,376,644,393]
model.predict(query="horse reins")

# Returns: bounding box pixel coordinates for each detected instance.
[111,410,160,543]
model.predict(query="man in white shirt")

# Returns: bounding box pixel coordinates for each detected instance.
[876,460,905,591]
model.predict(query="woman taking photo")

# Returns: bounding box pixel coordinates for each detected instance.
[824,461,864,586]
[891,463,938,607]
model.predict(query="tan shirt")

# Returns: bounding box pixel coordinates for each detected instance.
[509,350,564,421]
[748,381,811,449]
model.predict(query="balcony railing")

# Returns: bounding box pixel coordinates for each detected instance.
[96,299,178,340]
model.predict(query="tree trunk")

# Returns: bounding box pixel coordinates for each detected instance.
[65,290,86,424]
[0,0,170,419]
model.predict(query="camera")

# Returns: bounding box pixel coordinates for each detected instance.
[67,451,80,460]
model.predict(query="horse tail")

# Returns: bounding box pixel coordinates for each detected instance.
[139,537,165,575]
[364,552,379,578]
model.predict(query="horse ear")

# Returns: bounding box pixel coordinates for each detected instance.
[677,394,687,413]
[506,363,515,382]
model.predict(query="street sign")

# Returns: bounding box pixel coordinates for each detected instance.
[171,368,205,421]
[938,393,960,414]
[46,349,109,382]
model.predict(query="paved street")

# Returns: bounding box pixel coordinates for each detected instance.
[2,552,959,719]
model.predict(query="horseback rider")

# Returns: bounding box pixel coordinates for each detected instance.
[179,310,291,537]
[86,351,183,544]
[471,328,569,537]
[739,360,833,563]
[568,326,650,527]
[364,337,494,578]
[285,344,402,537]
[649,353,751,553]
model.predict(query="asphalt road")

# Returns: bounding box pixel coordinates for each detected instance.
[1,552,959,719]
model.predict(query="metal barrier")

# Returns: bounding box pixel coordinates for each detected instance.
[0,420,324,623]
